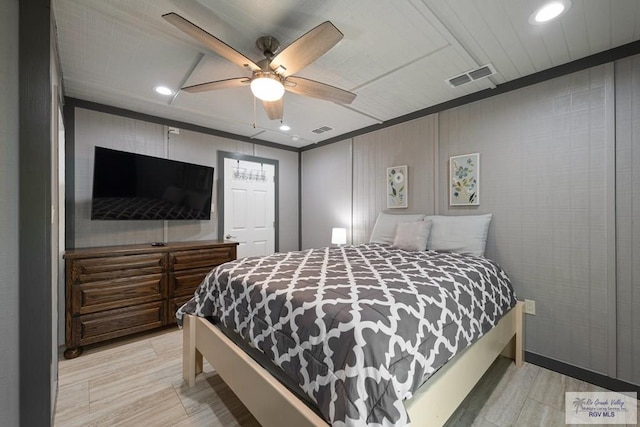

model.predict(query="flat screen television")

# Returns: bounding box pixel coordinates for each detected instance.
[91,147,214,220]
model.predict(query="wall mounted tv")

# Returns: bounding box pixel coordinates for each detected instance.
[91,147,214,220]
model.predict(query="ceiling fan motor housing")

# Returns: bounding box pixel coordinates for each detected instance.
[256,36,280,59]
[251,70,284,84]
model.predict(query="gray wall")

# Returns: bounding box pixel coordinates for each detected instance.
[70,107,298,250]
[164,127,253,243]
[20,0,54,423]
[439,65,616,377]
[73,108,167,247]
[301,139,352,249]
[352,115,438,244]
[301,116,437,249]
[301,57,640,387]
[615,55,640,385]
[0,0,20,424]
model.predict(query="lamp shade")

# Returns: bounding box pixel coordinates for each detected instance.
[250,73,285,101]
[331,227,347,245]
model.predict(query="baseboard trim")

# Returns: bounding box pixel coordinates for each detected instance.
[525,351,639,394]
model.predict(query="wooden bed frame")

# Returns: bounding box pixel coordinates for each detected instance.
[182,301,524,427]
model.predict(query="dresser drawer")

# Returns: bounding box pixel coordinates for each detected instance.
[169,266,212,298]
[170,247,235,271]
[69,253,166,284]
[71,274,166,315]
[73,301,166,346]
[64,240,237,358]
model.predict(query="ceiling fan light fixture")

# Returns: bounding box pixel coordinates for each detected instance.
[250,72,285,101]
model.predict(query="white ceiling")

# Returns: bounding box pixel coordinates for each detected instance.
[53,0,640,148]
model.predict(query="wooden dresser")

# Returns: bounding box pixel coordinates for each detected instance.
[63,240,237,358]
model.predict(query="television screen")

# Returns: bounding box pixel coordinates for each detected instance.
[91,147,214,220]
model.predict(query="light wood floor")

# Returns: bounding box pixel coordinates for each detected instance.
[54,327,636,427]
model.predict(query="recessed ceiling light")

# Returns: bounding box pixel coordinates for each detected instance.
[529,1,570,24]
[279,124,291,131]
[154,86,173,96]
[291,135,300,142]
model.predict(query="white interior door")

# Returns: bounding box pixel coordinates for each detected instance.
[224,158,275,258]
[52,100,65,413]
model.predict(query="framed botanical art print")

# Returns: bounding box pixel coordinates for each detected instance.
[450,153,479,206]
[387,165,408,208]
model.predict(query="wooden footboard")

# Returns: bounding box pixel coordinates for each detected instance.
[182,314,324,427]
[182,301,524,427]
[405,300,524,425]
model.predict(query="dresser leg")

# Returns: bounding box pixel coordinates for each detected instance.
[63,346,83,359]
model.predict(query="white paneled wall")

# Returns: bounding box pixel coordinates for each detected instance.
[71,108,297,250]
[352,115,438,244]
[439,65,615,376]
[302,55,640,387]
[166,128,252,243]
[301,139,352,249]
[74,108,167,247]
[615,55,640,385]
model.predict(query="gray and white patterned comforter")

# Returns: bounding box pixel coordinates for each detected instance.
[177,243,516,426]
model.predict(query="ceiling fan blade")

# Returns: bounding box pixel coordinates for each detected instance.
[285,76,356,104]
[181,77,249,93]
[269,21,343,77]
[162,12,261,72]
[262,98,283,120]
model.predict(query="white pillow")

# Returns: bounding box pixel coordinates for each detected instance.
[393,220,432,251]
[426,214,492,256]
[369,212,427,244]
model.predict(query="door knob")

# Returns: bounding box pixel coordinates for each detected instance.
[225,234,237,239]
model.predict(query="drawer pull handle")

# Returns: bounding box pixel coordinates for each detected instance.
[225,234,237,239]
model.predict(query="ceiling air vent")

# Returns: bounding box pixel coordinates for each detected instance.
[448,74,472,87]
[447,64,496,88]
[311,125,334,134]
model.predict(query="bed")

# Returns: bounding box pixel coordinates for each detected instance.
[177,241,523,426]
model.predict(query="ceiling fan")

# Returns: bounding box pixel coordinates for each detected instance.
[162,12,357,121]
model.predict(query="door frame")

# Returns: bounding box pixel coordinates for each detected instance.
[217,151,279,252]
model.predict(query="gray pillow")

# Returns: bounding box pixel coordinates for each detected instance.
[369,212,427,244]
[392,220,432,251]
[425,214,492,256]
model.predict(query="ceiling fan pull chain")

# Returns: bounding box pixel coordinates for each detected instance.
[253,96,257,128]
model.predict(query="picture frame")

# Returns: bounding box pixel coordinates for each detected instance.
[387,165,408,208]
[450,153,479,206]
